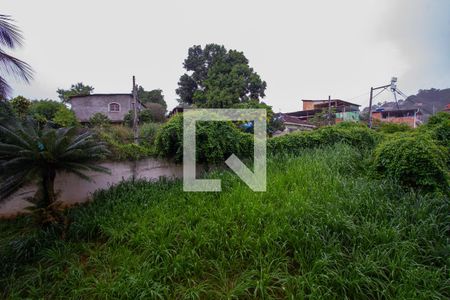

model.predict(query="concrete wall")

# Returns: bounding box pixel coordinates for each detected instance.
[70,94,136,123]
[0,158,187,218]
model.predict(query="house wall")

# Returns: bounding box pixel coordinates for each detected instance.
[70,95,134,123]
[335,111,360,122]
[303,102,315,110]
[372,112,417,127]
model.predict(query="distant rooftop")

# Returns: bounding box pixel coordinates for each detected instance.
[302,99,361,107]
[68,93,132,99]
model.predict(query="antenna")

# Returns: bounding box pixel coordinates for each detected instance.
[368,76,409,128]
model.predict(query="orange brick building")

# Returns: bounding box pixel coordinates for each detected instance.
[372,109,422,128]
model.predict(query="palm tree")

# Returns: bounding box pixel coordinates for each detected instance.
[0,14,33,99]
[0,118,109,224]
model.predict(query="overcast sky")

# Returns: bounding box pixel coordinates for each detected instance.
[3,0,449,112]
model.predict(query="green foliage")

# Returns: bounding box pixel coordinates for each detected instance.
[427,111,450,126]
[57,82,94,103]
[377,122,411,134]
[104,125,133,143]
[176,44,266,107]
[9,95,31,118]
[310,107,336,127]
[268,125,380,156]
[420,112,450,148]
[430,121,450,148]
[136,86,167,108]
[233,100,284,134]
[0,101,15,128]
[89,112,110,128]
[335,121,368,129]
[27,100,78,128]
[139,122,160,147]
[95,125,153,160]
[52,106,78,127]
[1,145,449,299]
[124,107,166,127]
[155,113,252,163]
[28,99,66,122]
[0,14,33,99]
[110,143,152,161]
[144,103,166,123]
[372,136,448,192]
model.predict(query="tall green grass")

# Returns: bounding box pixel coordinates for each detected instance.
[1,145,448,299]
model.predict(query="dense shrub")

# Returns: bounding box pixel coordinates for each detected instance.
[268,126,380,156]
[419,112,450,148]
[29,99,66,122]
[89,113,110,128]
[427,111,450,126]
[110,143,153,161]
[124,105,166,127]
[139,122,160,147]
[372,136,448,192]
[155,113,252,164]
[53,106,78,127]
[144,103,166,123]
[106,125,133,143]
[430,121,450,148]
[94,125,153,160]
[377,122,411,134]
[334,121,367,129]
[9,96,31,118]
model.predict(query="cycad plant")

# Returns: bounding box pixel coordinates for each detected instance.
[0,14,33,99]
[0,118,109,225]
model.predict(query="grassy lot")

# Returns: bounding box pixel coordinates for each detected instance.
[1,145,448,299]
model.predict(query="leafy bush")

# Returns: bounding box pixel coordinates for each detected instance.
[377,122,411,134]
[430,121,450,148]
[106,125,133,143]
[155,113,252,163]
[9,96,31,118]
[335,121,368,129]
[144,103,166,123]
[419,112,450,148]
[29,99,66,122]
[124,106,166,127]
[372,136,448,192]
[427,111,450,126]
[89,113,110,128]
[110,143,152,161]
[53,106,78,127]
[95,125,152,160]
[268,126,380,156]
[233,100,284,134]
[139,122,160,147]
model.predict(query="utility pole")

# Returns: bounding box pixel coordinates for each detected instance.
[368,83,391,128]
[328,95,331,125]
[132,76,139,144]
[368,87,374,128]
[368,77,409,128]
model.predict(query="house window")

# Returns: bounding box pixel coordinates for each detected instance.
[109,102,120,112]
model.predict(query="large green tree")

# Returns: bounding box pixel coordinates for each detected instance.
[136,86,167,109]
[176,44,267,108]
[0,14,33,99]
[57,82,94,103]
